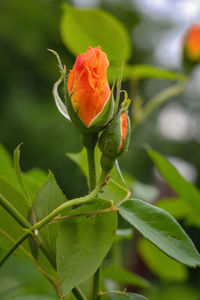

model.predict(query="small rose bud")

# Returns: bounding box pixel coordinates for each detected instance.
[183,24,200,72]
[66,46,114,133]
[99,110,131,173]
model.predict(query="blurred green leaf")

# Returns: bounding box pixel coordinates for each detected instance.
[60,4,131,62]
[0,254,56,300]
[103,265,150,288]
[14,144,32,204]
[0,143,48,203]
[102,292,148,300]
[67,148,130,204]
[115,228,134,242]
[9,295,56,300]
[34,172,67,259]
[156,197,190,219]
[131,181,159,203]
[119,198,200,267]
[108,64,185,83]
[56,198,117,296]
[0,177,30,255]
[0,143,12,170]
[146,283,198,300]
[147,149,200,215]
[138,238,188,282]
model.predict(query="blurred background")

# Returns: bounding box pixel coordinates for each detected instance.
[1,0,200,299]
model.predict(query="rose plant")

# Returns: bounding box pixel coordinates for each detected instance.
[0,46,200,300]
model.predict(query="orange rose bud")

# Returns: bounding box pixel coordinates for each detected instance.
[99,110,130,173]
[185,24,200,61]
[119,111,129,152]
[183,24,200,72]
[67,46,114,132]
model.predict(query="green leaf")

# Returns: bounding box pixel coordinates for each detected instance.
[0,144,47,203]
[0,144,24,197]
[102,292,148,300]
[108,64,185,83]
[115,228,134,242]
[34,172,67,259]
[138,238,188,282]
[103,265,150,288]
[131,181,159,203]
[119,198,200,267]
[14,144,32,204]
[11,295,57,300]
[0,177,30,255]
[156,197,190,219]
[147,149,200,214]
[0,143,12,170]
[67,148,130,204]
[60,4,131,62]
[56,198,117,296]
[22,169,48,202]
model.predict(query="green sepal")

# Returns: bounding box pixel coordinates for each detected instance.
[99,112,122,158]
[99,110,130,158]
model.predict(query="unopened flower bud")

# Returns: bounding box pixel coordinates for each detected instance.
[183,24,200,72]
[99,110,130,173]
[66,46,114,133]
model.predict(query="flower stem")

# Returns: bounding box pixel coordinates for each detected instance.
[72,287,87,300]
[133,79,188,129]
[83,135,103,300]
[0,172,108,268]
[93,266,102,300]
[82,133,98,191]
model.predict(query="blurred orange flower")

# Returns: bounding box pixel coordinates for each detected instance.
[67,46,111,127]
[185,24,200,61]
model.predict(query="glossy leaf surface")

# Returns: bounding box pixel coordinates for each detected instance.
[119,198,200,267]
[57,198,117,296]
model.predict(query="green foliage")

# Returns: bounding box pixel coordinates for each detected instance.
[138,238,188,282]
[34,172,67,260]
[119,198,200,267]
[102,292,148,300]
[10,296,56,300]
[56,198,117,296]
[147,149,200,214]
[14,144,32,204]
[103,265,150,288]
[156,197,190,219]
[115,228,134,242]
[67,148,130,204]
[60,4,131,62]
[108,64,185,82]
[0,178,30,255]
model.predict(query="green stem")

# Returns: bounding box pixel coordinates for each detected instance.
[0,180,107,300]
[0,192,56,269]
[82,133,97,191]
[0,193,30,228]
[133,79,188,128]
[72,286,87,300]
[0,171,107,267]
[84,136,102,300]
[86,144,96,190]
[93,266,102,300]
